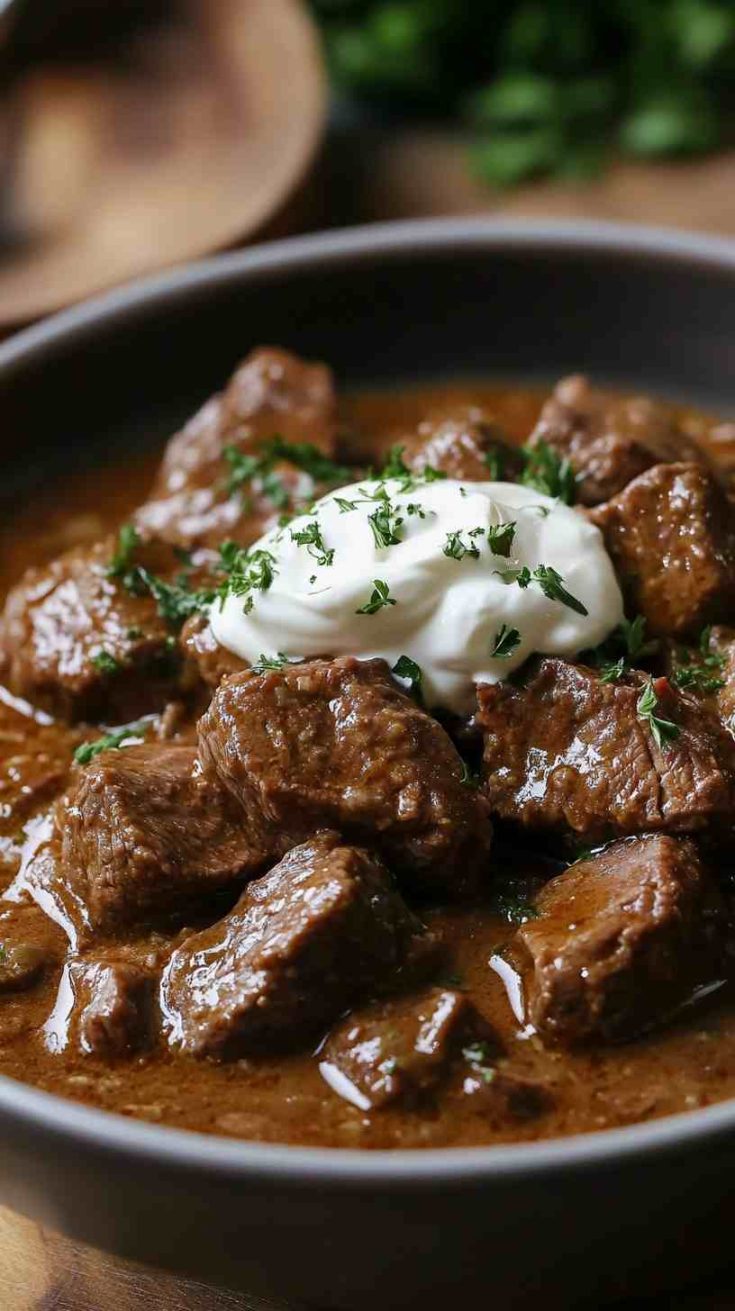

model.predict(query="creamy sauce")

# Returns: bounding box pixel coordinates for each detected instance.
[211,477,623,714]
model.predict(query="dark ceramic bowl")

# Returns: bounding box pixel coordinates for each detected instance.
[0,219,734,1310]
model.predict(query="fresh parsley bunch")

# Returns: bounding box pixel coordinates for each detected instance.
[311,0,734,186]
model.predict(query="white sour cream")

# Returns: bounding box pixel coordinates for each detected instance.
[210,477,624,714]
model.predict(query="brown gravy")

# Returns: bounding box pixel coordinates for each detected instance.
[1,380,735,1150]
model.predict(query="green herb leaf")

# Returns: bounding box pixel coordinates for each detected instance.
[356,578,397,615]
[74,721,149,766]
[368,502,404,548]
[290,520,335,567]
[91,650,120,674]
[531,564,588,615]
[490,624,521,659]
[380,445,412,480]
[636,679,680,750]
[392,654,423,699]
[599,656,626,684]
[251,652,294,674]
[443,530,480,561]
[487,520,516,558]
[520,440,575,503]
[106,524,142,583]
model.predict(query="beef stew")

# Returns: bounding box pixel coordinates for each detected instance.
[1,355,735,1150]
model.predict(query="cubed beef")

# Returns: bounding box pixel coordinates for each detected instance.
[180,613,247,689]
[517,835,725,1044]
[135,347,339,551]
[319,987,491,1110]
[161,832,435,1058]
[198,657,493,900]
[530,375,708,506]
[73,960,152,1057]
[591,462,735,638]
[48,744,265,942]
[477,658,735,842]
[404,410,523,483]
[0,535,189,721]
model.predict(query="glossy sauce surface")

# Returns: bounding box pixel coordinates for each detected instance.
[1,380,735,1150]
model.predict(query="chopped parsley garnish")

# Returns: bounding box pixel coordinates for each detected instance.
[220,547,278,614]
[334,497,359,513]
[74,721,149,766]
[133,568,214,627]
[490,624,521,659]
[487,520,516,558]
[483,447,505,480]
[91,650,120,674]
[378,445,447,490]
[443,530,480,561]
[224,438,349,512]
[520,440,576,503]
[532,564,588,615]
[251,652,294,673]
[392,654,423,700]
[496,564,587,616]
[671,626,726,695]
[290,520,335,567]
[356,579,396,615]
[462,1041,496,1083]
[637,679,680,750]
[268,437,350,484]
[380,445,412,480]
[106,524,142,585]
[599,656,626,684]
[368,502,405,549]
[585,614,659,679]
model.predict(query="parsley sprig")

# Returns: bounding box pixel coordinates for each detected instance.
[490,624,521,659]
[74,721,150,766]
[356,579,396,615]
[671,626,726,695]
[392,654,423,701]
[520,440,575,504]
[637,679,680,750]
[224,437,349,511]
[290,520,335,567]
[496,563,587,616]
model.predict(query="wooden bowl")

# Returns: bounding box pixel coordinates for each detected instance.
[0,0,327,329]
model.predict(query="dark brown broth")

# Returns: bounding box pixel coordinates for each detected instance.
[1,380,735,1150]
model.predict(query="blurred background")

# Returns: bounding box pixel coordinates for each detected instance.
[0,0,733,329]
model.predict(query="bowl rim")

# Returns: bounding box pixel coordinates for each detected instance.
[1,214,735,1188]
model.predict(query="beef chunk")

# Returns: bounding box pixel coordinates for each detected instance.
[180,613,247,689]
[591,463,735,638]
[0,535,189,721]
[135,347,338,551]
[517,835,724,1045]
[73,960,152,1057]
[477,658,735,842]
[404,410,523,483]
[161,832,435,1058]
[319,987,489,1109]
[49,744,264,942]
[198,657,493,900]
[530,375,708,506]
[664,625,735,737]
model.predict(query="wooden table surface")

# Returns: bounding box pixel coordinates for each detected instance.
[3,114,735,1309]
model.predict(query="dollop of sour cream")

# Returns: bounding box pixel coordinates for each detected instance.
[210,476,624,714]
